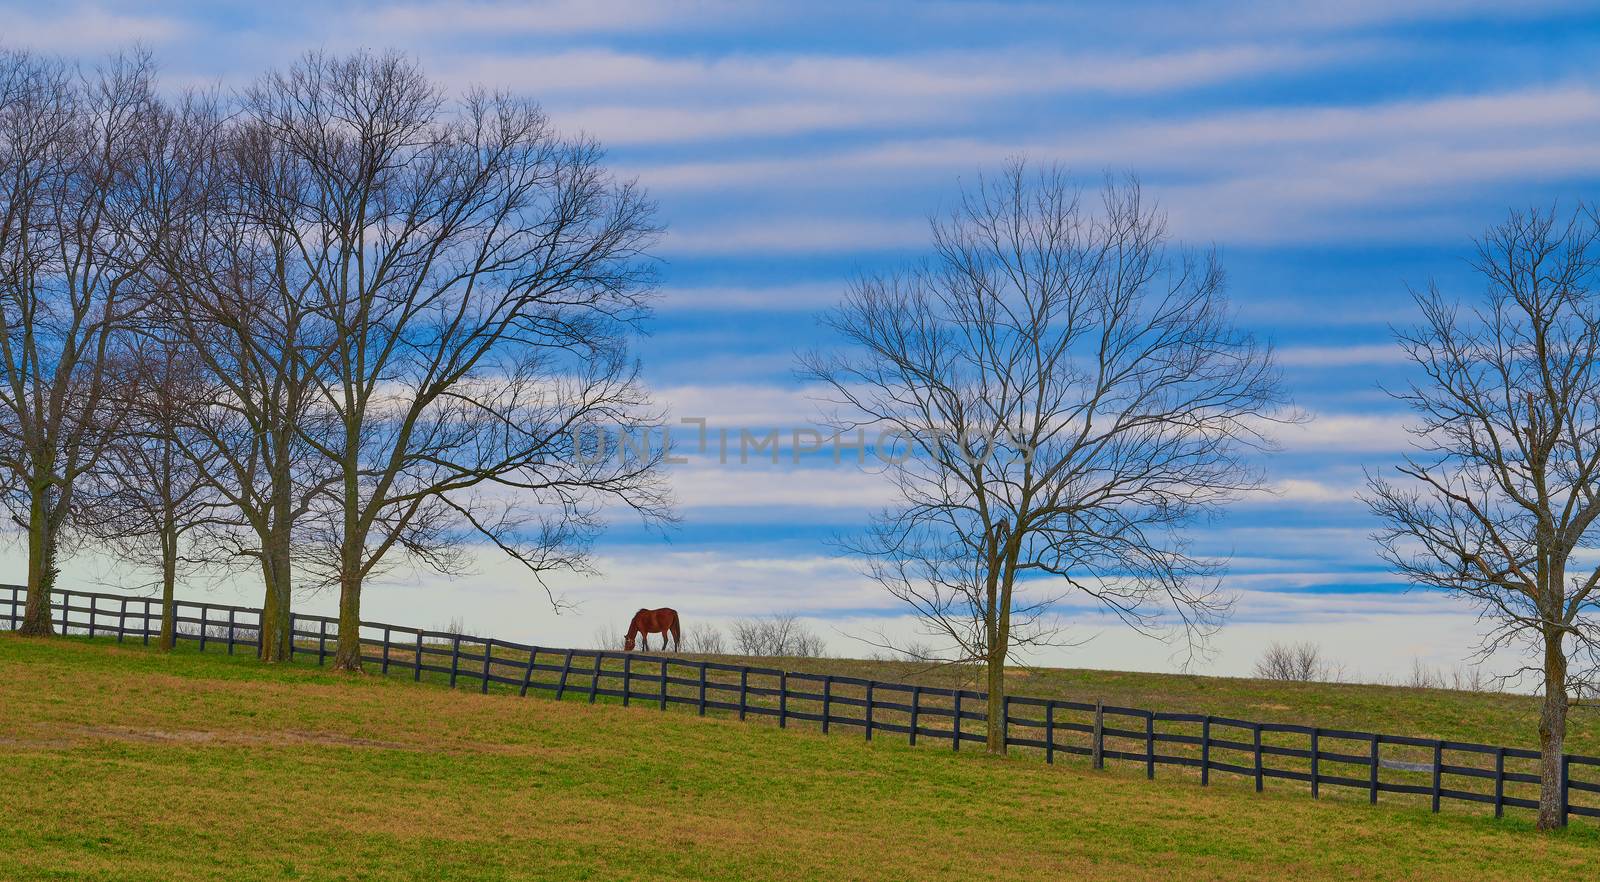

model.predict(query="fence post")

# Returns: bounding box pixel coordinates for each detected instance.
[316,617,326,665]
[117,598,127,643]
[1494,747,1506,818]
[58,589,69,634]
[1440,739,1452,813]
[1145,712,1155,779]
[1562,754,1572,828]
[555,649,573,700]
[227,609,236,655]
[519,648,538,698]
[1044,700,1055,765]
[999,694,1009,750]
[659,659,668,711]
[1369,734,1380,804]
[822,676,832,734]
[1253,724,1263,793]
[911,686,922,747]
[778,672,788,728]
[448,636,461,688]
[1310,728,1321,798]
[380,628,390,674]
[87,594,96,638]
[623,656,632,706]
[866,683,876,741]
[697,662,707,716]
[738,668,748,721]
[589,652,602,703]
[481,639,494,695]
[953,691,962,752]
[1201,716,1211,785]
[142,598,151,646]
[1092,700,1104,770]
[414,632,424,682]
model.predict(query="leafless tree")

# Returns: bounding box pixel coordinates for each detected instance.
[78,339,226,649]
[0,50,152,635]
[681,622,726,655]
[1253,641,1331,682]
[802,163,1288,753]
[592,622,624,651]
[1365,205,1600,830]
[731,614,828,658]
[135,92,338,662]
[232,52,669,671]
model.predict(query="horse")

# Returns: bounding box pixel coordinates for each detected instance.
[624,608,680,652]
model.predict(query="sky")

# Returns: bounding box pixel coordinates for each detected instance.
[6,0,1600,681]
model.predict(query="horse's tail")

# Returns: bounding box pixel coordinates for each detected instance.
[670,610,681,651]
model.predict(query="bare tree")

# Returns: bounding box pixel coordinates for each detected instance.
[140,94,338,662]
[78,340,224,649]
[0,50,151,635]
[1253,641,1331,682]
[233,52,669,672]
[803,164,1287,753]
[681,622,726,655]
[592,622,624,651]
[731,614,827,657]
[1365,205,1600,830]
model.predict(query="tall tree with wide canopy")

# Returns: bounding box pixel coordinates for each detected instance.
[804,163,1288,754]
[239,52,670,671]
[0,50,150,635]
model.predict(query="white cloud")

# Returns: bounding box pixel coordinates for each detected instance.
[1276,343,1408,367]
[1271,411,1415,453]
[660,281,844,312]
[663,216,929,255]
[354,0,751,37]
[1,5,187,52]
[668,461,896,511]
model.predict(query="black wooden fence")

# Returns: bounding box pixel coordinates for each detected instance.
[5,585,1598,827]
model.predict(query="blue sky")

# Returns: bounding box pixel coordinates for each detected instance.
[9,0,1600,678]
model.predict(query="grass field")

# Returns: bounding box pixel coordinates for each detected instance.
[1,634,1597,881]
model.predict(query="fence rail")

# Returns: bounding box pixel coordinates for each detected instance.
[4,585,1595,826]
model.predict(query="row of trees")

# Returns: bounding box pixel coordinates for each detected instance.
[0,47,670,669]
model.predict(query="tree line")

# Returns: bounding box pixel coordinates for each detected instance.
[0,47,670,669]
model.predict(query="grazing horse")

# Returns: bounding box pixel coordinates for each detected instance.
[625,608,680,652]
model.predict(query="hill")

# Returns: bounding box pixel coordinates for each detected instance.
[1,634,1596,881]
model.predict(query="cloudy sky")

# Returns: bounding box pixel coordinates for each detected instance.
[8,0,1600,680]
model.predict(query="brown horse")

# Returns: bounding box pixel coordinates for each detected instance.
[624,608,680,652]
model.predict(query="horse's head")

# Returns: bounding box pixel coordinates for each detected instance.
[624,633,636,652]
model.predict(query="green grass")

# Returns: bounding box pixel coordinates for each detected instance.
[1,634,1596,881]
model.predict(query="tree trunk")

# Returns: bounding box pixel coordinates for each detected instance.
[331,454,364,673]
[257,523,293,662]
[985,648,1006,755]
[1536,627,1569,831]
[18,485,58,637]
[158,528,177,651]
[331,557,363,673]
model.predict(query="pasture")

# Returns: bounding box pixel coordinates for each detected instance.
[1,634,1597,881]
